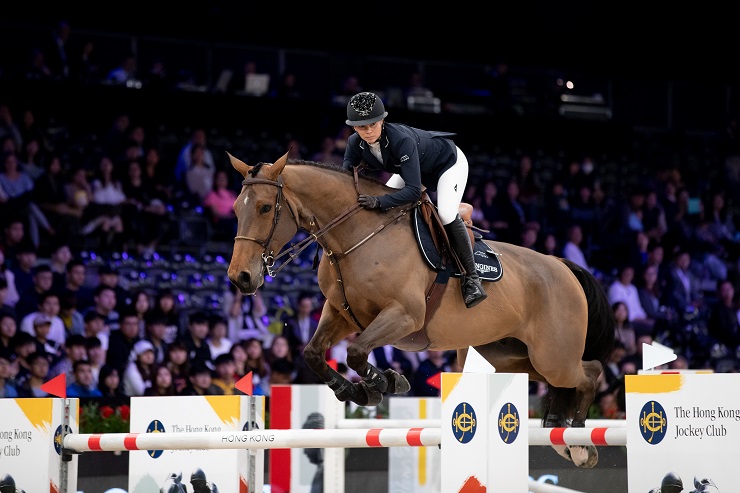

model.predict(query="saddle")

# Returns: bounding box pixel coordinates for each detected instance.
[414,199,503,282]
[396,196,503,351]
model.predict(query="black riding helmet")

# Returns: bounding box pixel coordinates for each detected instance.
[345,92,388,126]
[661,471,683,493]
[190,468,207,483]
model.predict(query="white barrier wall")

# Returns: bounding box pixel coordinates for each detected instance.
[0,398,78,493]
[441,372,528,492]
[626,373,738,493]
[128,395,264,493]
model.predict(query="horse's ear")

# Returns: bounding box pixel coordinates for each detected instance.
[227,152,250,178]
[264,150,290,180]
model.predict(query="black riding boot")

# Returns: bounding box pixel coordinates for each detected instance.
[444,215,487,308]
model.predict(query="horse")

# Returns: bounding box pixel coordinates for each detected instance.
[160,472,187,493]
[226,151,615,468]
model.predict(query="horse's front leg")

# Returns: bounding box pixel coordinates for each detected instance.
[303,302,366,404]
[346,301,416,405]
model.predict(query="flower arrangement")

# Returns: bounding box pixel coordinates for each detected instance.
[79,402,130,433]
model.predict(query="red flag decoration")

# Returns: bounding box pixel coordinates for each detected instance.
[235,371,254,395]
[426,372,441,390]
[41,373,67,398]
[327,359,337,371]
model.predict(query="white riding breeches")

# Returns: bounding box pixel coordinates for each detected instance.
[385,145,469,225]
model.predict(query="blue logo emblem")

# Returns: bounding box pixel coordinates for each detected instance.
[243,421,261,431]
[498,402,520,443]
[53,424,72,455]
[146,419,166,458]
[451,402,477,444]
[639,400,667,445]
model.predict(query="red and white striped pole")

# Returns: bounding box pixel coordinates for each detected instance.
[64,427,442,453]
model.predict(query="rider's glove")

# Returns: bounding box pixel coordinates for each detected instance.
[358,194,380,210]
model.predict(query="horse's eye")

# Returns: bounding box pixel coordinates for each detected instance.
[260,204,272,214]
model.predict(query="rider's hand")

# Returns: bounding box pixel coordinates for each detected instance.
[358,194,380,210]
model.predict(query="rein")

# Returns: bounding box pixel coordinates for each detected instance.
[233,164,418,331]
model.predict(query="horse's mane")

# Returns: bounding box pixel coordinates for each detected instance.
[250,158,387,189]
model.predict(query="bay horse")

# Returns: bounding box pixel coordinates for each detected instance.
[226,151,615,468]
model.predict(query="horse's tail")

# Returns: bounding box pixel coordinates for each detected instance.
[561,258,615,364]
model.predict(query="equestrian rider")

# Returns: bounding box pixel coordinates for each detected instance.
[342,91,487,308]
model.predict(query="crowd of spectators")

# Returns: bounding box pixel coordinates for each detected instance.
[2,18,740,422]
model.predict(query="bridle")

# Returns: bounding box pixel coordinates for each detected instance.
[233,165,417,330]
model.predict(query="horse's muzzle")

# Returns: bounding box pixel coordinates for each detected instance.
[229,270,257,295]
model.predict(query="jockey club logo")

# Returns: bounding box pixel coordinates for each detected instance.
[146,419,167,458]
[452,402,477,444]
[498,402,520,443]
[54,424,73,456]
[639,400,667,445]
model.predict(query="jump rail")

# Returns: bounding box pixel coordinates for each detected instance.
[63,426,626,453]
[336,418,626,429]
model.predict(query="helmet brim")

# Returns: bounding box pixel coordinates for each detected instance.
[346,111,388,126]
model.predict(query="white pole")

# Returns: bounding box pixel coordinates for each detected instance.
[529,427,627,446]
[64,428,442,453]
[336,418,626,429]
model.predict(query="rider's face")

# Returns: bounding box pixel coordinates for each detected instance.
[352,119,383,144]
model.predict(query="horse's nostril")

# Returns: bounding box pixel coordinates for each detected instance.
[237,271,251,287]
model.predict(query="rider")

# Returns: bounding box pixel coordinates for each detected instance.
[190,468,219,493]
[342,91,487,308]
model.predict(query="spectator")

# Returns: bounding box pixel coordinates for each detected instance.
[211,353,238,395]
[29,314,63,365]
[15,263,54,321]
[562,224,591,272]
[177,311,213,369]
[10,331,37,384]
[0,150,54,249]
[84,283,121,333]
[202,169,238,241]
[282,291,318,359]
[85,335,105,385]
[243,338,270,396]
[106,310,140,377]
[97,364,124,402]
[66,359,103,398]
[81,310,108,353]
[607,264,653,335]
[0,277,14,321]
[707,280,740,355]
[58,289,85,337]
[121,158,170,254]
[184,144,215,204]
[88,156,126,248]
[1,216,28,272]
[122,339,156,396]
[206,315,232,361]
[662,247,704,318]
[166,339,190,394]
[225,285,270,345]
[49,333,88,379]
[20,290,66,346]
[150,289,180,344]
[0,353,18,398]
[9,242,36,300]
[174,128,215,186]
[45,20,72,80]
[106,53,138,86]
[229,342,249,381]
[0,312,17,360]
[0,249,20,309]
[612,301,637,355]
[48,242,73,293]
[130,289,152,337]
[143,312,169,366]
[15,350,51,397]
[180,361,224,396]
[143,364,177,396]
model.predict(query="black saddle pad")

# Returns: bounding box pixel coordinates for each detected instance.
[412,208,503,282]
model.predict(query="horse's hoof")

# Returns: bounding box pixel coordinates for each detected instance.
[569,445,598,468]
[383,369,411,394]
[359,381,383,406]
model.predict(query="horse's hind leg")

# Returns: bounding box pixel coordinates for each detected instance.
[559,359,604,469]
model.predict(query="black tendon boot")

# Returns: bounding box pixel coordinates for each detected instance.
[444,215,487,308]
